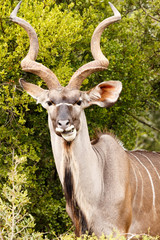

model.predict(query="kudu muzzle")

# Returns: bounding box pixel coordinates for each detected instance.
[55,104,77,142]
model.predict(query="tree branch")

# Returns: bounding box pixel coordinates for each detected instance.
[129,113,160,133]
[139,2,160,22]
[0,17,5,34]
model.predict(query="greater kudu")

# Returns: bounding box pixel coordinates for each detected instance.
[10,1,160,238]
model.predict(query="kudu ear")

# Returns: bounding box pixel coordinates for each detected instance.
[19,79,48,102]
[87,81,122,108]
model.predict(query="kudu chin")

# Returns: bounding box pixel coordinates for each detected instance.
[10,1,160,238]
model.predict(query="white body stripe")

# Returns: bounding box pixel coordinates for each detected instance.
[131,161,144,210]
[137,168,144,210]
[131,163,138,204]
[130,152,156,208]
[138,152,160,181]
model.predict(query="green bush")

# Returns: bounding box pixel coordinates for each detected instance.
[0,0,159,238]
[0,151,48,239]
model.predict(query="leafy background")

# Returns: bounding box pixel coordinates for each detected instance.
[0,0,160,238]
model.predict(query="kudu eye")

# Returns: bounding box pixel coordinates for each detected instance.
[47,100,54,106]
[76,99,82,106]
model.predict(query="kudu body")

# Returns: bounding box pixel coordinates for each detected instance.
[10,2,160,237]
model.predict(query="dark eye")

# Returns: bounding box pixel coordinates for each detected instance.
[76,100,82,106]
[47,100,54,106]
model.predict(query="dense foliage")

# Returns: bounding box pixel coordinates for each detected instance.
[0,0,159,238]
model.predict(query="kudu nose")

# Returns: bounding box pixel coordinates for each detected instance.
[57,120,70,129]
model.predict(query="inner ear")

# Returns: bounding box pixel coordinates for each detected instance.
[88,81,122,108]
[97,82,121,101]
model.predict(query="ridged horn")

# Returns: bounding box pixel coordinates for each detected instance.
[10,1,61,90]
[67,2,121,89]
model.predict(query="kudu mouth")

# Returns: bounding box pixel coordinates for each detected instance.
[56,125,77,142]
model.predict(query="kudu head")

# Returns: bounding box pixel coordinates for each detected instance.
[10,1,122,142]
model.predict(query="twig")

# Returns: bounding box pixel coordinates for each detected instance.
[0,17,5,34]
[11,149,16,240]
[15,213,28,225]
[128,113,160,133]
[15,222,32,236]
[14,205,23,219]
[139,2,160,22]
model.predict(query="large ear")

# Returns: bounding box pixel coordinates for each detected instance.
[19,79,48,101]
[87,81,122,108]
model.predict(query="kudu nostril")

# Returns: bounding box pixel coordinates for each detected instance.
[58,121,62,126]
[58,120,70,128]
[66,121,70,126]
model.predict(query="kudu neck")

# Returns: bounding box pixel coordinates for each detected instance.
[48,110,97,183]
